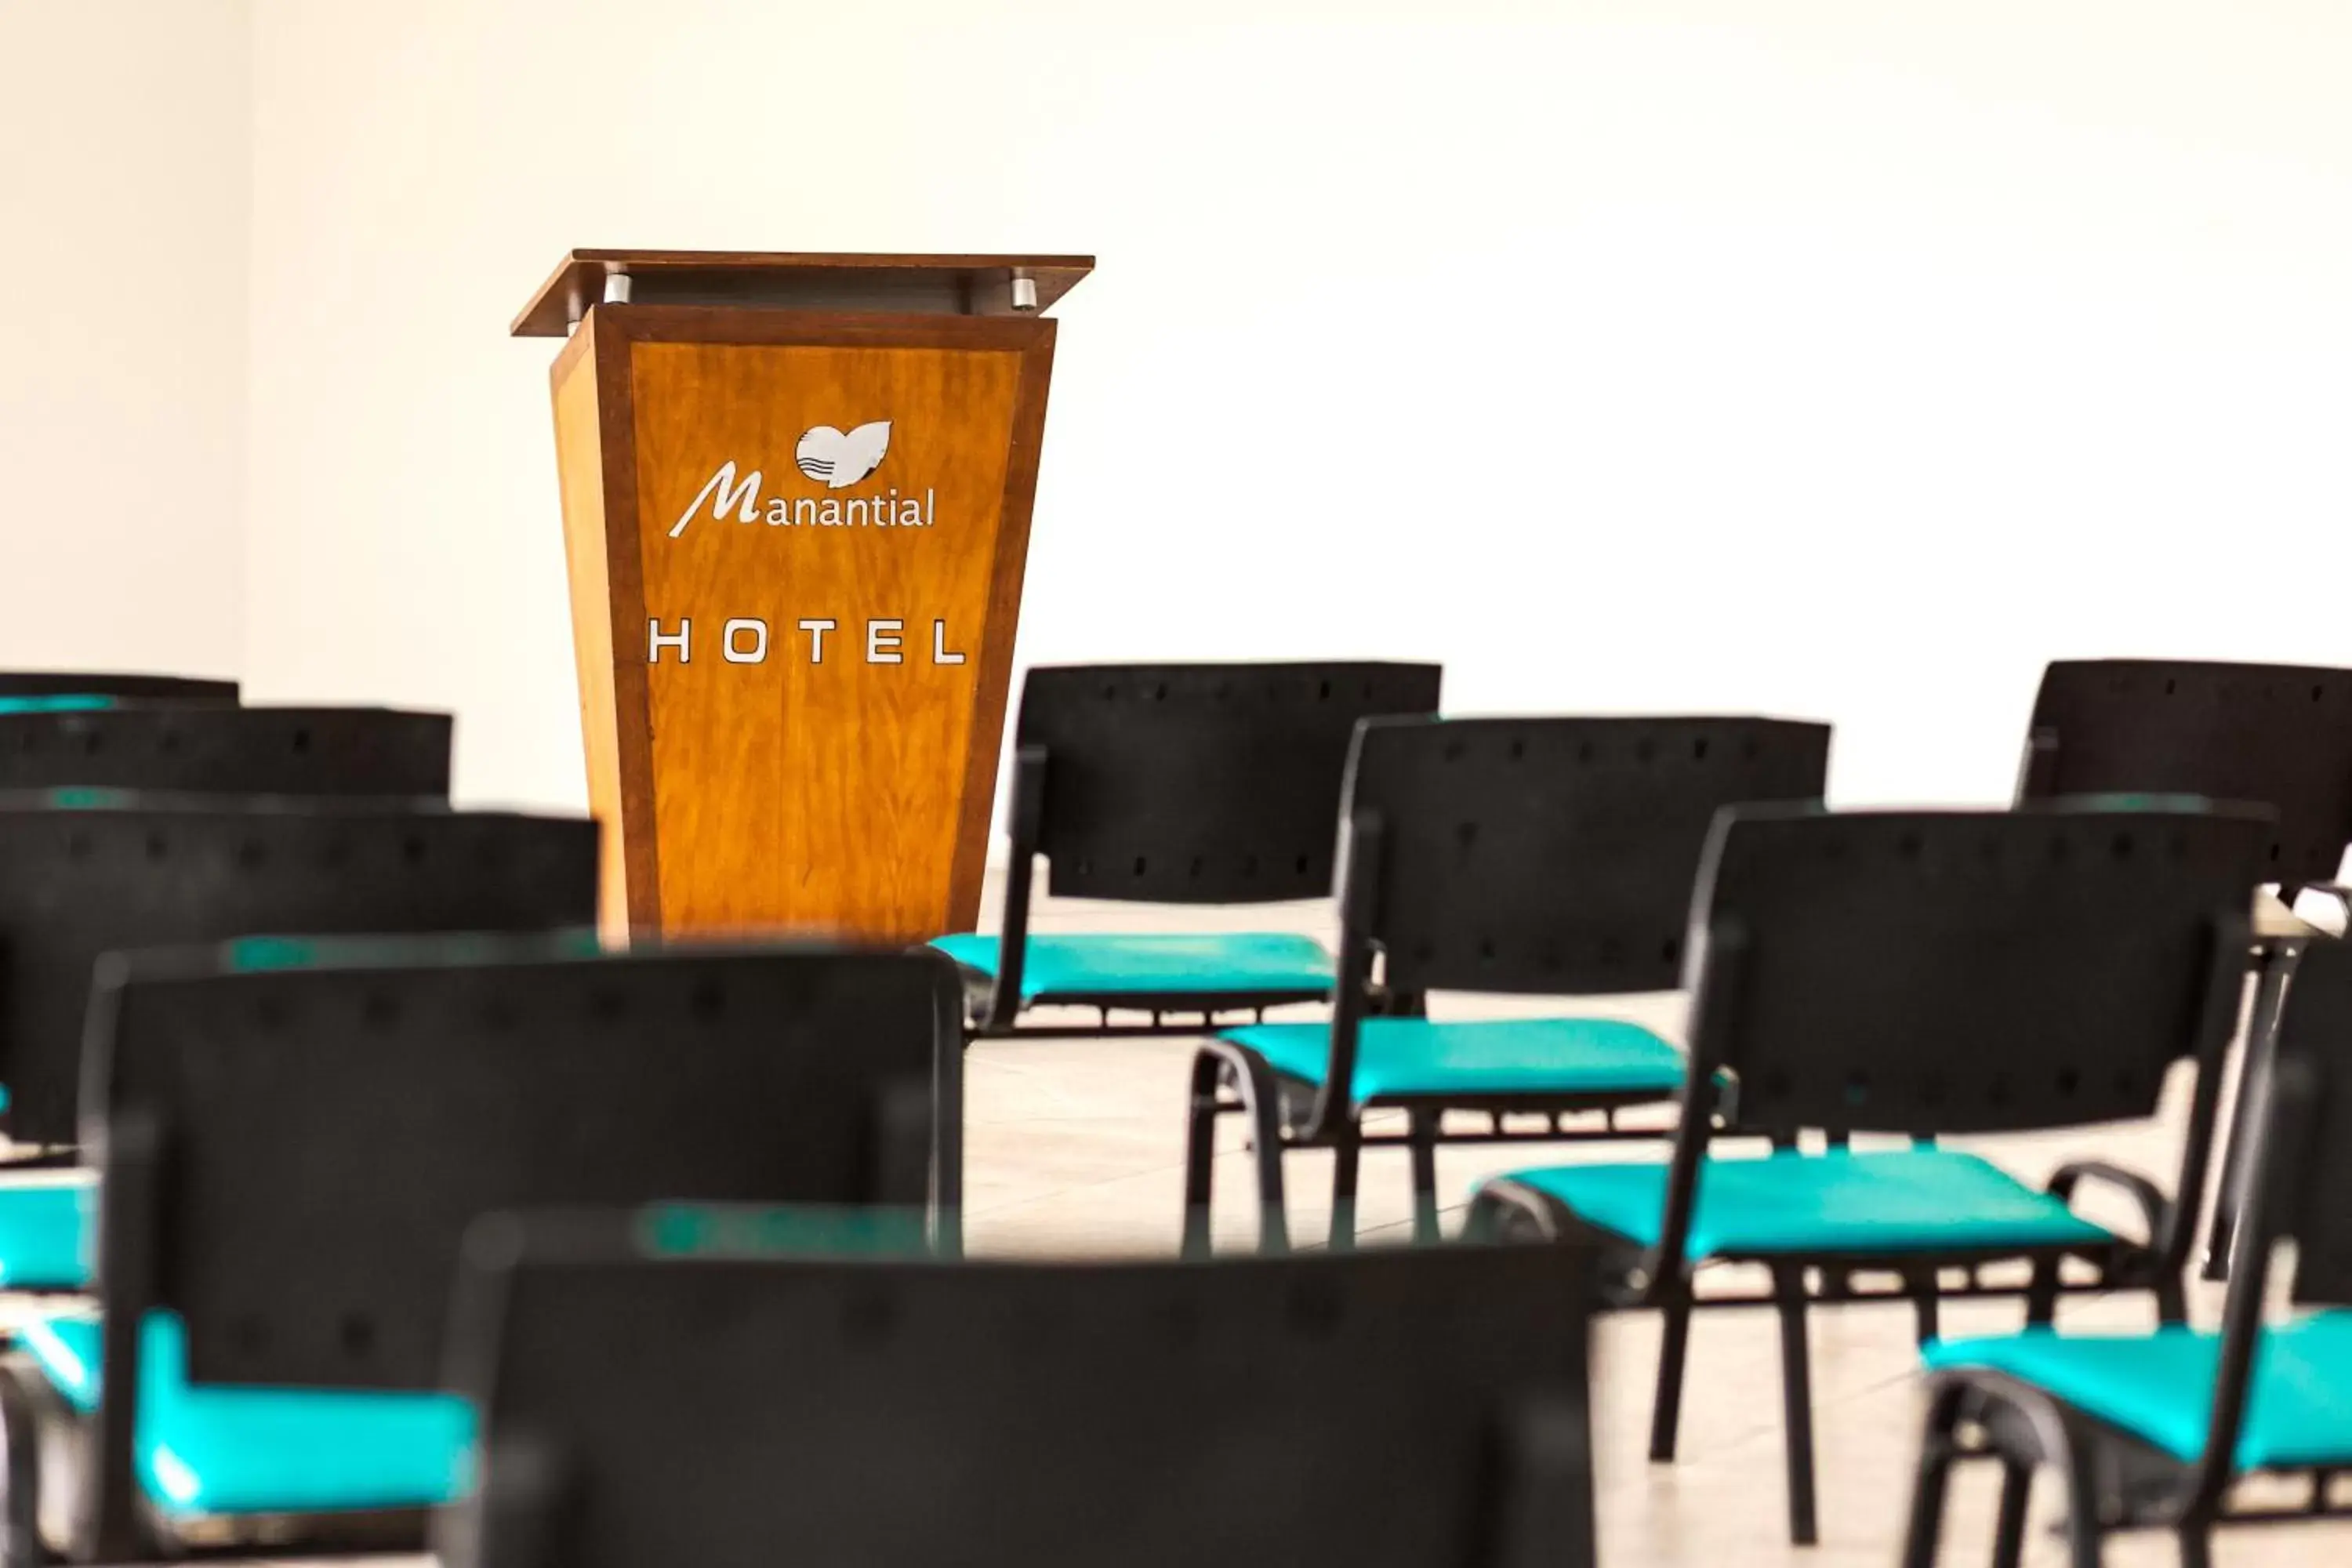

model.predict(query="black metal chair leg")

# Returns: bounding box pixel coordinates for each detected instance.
[0,1374,43,1568]
[1328,1131,1362,1252]
[1648,1294,1693,1462]
[2026,1256,2062,1327]
[1910,1267,1941,1346]
[2058,1427,2106,1568]
[2175,1524,2211,1568]
[1242,1094,1290,1256]
[1773,1265,1820,1546]
[1899,1384,1968,1568]
[1991,1458,2033,1568]
[1185,1045,1290,1255]
[1406,1109,1439,1244]
[1180,1051,1225,1258]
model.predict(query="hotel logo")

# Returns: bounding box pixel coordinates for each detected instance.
[794,420,890,488]
[668,419,933,539]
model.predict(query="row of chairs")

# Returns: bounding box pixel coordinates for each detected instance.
[7,662,2352,1566]
[0,681,1597,1567]
[918,656,2352,1562]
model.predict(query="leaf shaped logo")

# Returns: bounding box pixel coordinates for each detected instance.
[794,420,891,490]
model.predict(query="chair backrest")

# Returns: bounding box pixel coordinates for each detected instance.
[1344,717,1830,996]
[91,942,960,1394]
[0,801,596,1144]
[0,673,237,703]
[1018,662,1442,903]
[2252,941,2352,1308]
[1685,804,2266,1139]
[2019,659,2352,887]
[0,706,451,796]
[440,1235,1592,1568]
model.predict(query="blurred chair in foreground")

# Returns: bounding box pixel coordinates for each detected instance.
[2,940,961,1561]
[442,1230,1594,1568]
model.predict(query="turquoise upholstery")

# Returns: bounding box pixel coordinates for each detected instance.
[1224,1015,1686,1105]
[931,931,1333,1001]
[1924,1312,2352,1470]
[1498,1148,2118,1259]
[0,1177,93,1289]
[22,1312,474,1518]
[0,696,114,715]
[637,1202,931,1258]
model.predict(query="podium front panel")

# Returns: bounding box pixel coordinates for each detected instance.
[550,306,1056,943]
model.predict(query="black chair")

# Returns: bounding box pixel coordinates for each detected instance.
[1907,937,2352,1568]
[931,661,1442,1036]
[1470,804,2266,1546]
[1183,715,1829,1254]
[2016,659,2352,1276]
[2,938,963,1562]
[0,802,597,1294]
[0,674,237,704]
[2017,659,2352,887]
[0,706,451,797]
[440,1229,1593,1568]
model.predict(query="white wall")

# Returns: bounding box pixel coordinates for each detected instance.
[0,0,250,680]
[227,2,2352,809]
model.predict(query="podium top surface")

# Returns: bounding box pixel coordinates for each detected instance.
[510,249,1094,337]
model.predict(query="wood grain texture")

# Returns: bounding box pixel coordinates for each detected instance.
[547,303,1060,944]
[513,250,1094,337]
[549,321,633,941]
[948,328,1057,920]
[590,317,665,935]
[550,312,654,940]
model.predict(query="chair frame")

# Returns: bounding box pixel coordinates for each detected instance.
[1181,809,1689,1258]
[968,745,1338,1038]
[1901,1054,2352,1568]
[1181,714,1831,1258]
[1466,896,2251,1547]
[2012,659,2352,1279]
[963,659,1443,1040]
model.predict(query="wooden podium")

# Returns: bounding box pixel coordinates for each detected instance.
[514,250,1091,943]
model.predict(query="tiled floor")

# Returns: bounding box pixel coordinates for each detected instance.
[24,877,2352,1566]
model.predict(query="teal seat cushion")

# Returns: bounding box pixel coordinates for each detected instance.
[931,931,1334,1002]
[1924,1312,2352,1470]
[21,1312,474,1518]
[0,696,114,715]
[1499,1148,2118,1259]
[0,1176,93,1289]
[1225,1016,1686,1105]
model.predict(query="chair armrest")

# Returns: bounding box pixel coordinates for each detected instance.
[2046,1160,2169,1245]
